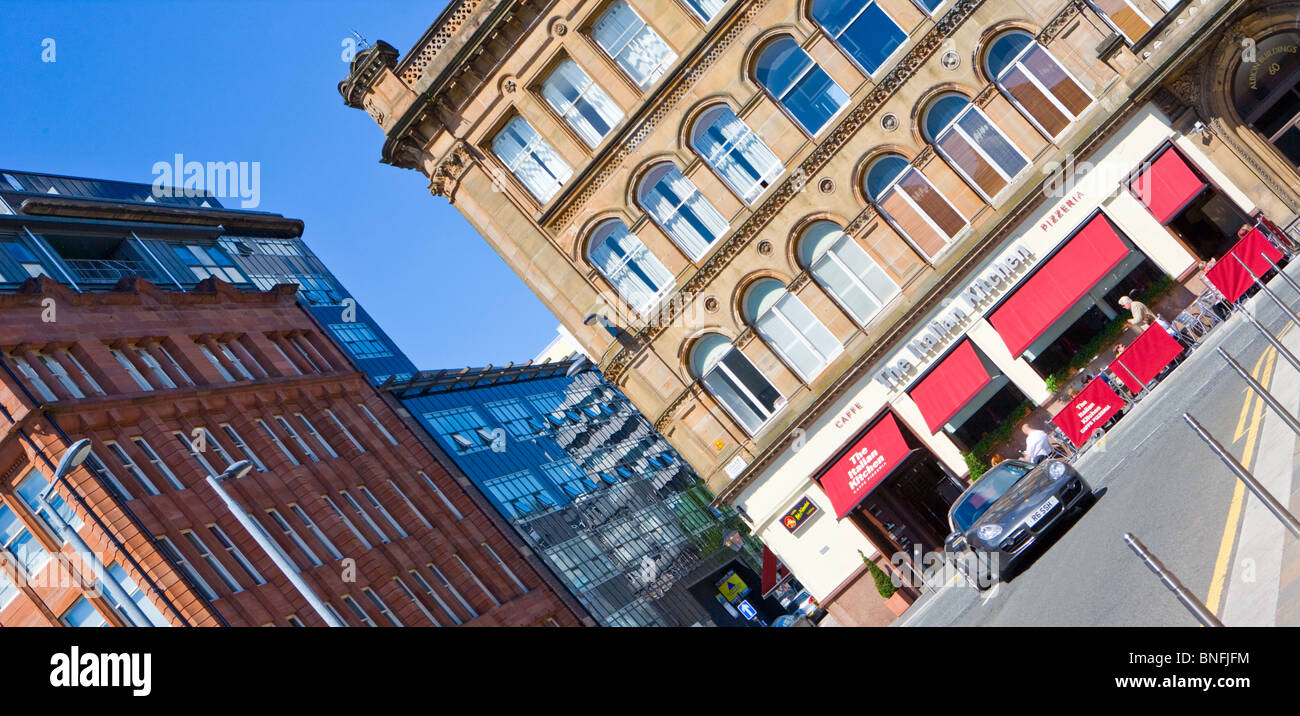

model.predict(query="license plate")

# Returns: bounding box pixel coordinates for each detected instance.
[1025,496,1060,528]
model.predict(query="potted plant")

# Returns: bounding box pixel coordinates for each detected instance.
[861,551,912,616]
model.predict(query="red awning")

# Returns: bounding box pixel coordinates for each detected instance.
[1130,147,1207,224]
[990,214,1131,358]
[1051,377,1125,448]
[819,413,913,519]
[1109,324,1185,393]
[908,340,992,434]
[760,547,792,596]
[1204,227,1284,302]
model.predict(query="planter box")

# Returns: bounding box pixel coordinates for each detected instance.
[885,591,912,617]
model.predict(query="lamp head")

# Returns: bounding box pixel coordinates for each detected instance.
[217,460,254,482]
[54,439,93,480]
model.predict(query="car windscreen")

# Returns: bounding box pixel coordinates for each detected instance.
[950,462,1032,532]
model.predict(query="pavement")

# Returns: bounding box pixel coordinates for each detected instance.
[895,259,1300,627]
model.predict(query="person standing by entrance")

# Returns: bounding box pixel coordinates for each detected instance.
[1021,423,1052,465]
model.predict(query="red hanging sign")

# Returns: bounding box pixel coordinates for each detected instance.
[819,414,912,519]
[1204,227,1283,303]
[1109,324,1184,393]
[1052,378,1126,448]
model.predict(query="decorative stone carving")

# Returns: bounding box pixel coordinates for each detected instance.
[881,112,900,131]
[550,18,567,37]
[941,50,960,71]
[1037,0,1083,45]
[818,178,835,194]
[600,0,988,382]
[428,140,474,199]
[757,241,773,256]
[704,296,719,313]
[501,76,518,94]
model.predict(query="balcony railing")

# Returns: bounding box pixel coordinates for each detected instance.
[64,258,161,285]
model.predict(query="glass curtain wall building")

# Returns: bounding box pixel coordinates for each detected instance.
[0,169,416,384]
[386,358,761,627]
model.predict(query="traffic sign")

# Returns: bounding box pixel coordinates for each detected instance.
[737,600,758,620]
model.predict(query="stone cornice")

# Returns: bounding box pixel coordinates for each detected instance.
[599,0,987,383]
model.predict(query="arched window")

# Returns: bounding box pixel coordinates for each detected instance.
[798,221,898,324]
[864,153,967,259]
[923,93,1028,202]
[589,220,675,315]
[754,37,850,135]
[691,334,783,434]
[541,59,624,148]
[1233,31,1300,168]
[985,31,1092,139]
[491,116,573,202]
[744,278,841,381]
[637,163,729,261]
[691,106,784,204]
[810,0,905,75]
[1088,0,1157,45]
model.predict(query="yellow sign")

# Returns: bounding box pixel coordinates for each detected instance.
[713,439,726,452]
[718,572,748,601]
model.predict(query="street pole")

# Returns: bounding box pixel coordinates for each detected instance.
[1122,533,1224,627]
[1183,413,1300,539]
[205,462,345,626]
[39,439,154,627]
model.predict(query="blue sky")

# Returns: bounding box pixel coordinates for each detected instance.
[0,0,560,369]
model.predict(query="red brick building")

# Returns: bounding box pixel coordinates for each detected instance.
[0,276,583,626]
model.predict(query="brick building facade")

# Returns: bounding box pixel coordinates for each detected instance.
[0,277,582,626]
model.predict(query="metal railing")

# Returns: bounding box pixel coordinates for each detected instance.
[64,258,160,284]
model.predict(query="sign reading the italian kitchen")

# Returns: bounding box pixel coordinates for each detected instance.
[781,496,819,533]
[1052,378,1125,448]
[819,414,911,519]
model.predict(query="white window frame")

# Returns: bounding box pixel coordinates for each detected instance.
[208,523,265,586]
[871,161,969,260]
[388,479,432,531]
[419,471,463,519]
[132,436,185,490]
[10,354,57,401]
[591,0,678,89]
[198,343,235,382]
[289,503,342,561]
[324,409,365,453]
[266,507,322,568]
[295,413,337,458]
[174,431,218,477]
[454,554,500,607]
[257,418,299,467]
[134,346,176,389]
[341,594,376,627]
[219,423,265,472]
[700,346,785,435]
[37,352,84,398]
[322,495,372,550]
[105,440,160,496]
[156,534,216,601]
[751,289,843,382]
[61,349,105,395]
[929,100,1030,204]
[110,348,154,391]
[357,403,399,445]
[483,542,529,594]
[429,563,478,618]
[340,489,390,544]
[274,414,318,462]
[409,569,462,625]
[182,528,243,594]
[989,34,1095,141]
[362,586,402,627]
[393,576,440,626]
[804,227,901,326]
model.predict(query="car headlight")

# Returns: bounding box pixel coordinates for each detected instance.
[1047,461,1067,480]
[977,524,1003,541]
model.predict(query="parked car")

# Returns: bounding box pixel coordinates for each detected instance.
[944,459,1095,588]
[787,590,828,623]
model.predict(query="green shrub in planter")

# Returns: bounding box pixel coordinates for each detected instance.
[861,551,897,599]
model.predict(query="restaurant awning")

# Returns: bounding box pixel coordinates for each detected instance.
[908,340,992,434]
[1130,146,1207,224]
[819,413,914,519]
[760,547,793,596]
[989,213,1131,358]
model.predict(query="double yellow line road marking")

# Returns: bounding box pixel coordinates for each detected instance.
[1206,323,1293,615]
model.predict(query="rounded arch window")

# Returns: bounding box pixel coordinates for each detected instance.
[922,92,1028,201]
[587,219,674,315]
[690,333,783,434]
[983,30,1092,139]
[1233,31,1300,167]
[862,154,966,259]
[742,278,841,381]
[754,36,849,135]
[690,105,784,204]
[636,162,729,261]
[798,221,898,325]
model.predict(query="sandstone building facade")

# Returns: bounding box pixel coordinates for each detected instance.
[342,0,1300,623]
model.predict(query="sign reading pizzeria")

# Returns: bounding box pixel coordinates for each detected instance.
[818,413,912,519]
[781,496,819,533]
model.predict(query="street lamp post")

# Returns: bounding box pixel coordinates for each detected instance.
[38,439,155,627]
[205,460,344,627]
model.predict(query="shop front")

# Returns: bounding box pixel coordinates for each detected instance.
[735,103,1294,624]
[816,411,965,564]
